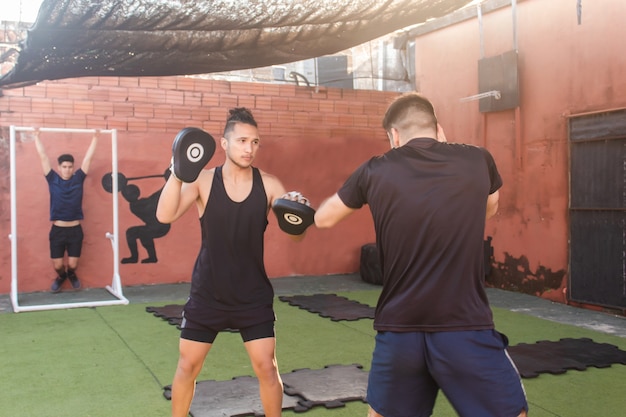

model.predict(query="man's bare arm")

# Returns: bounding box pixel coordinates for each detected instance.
[81,134,99,174]
[34,130,51,175]
[486,190,499,220]
[314,193,356,229]
[156,173,200,224]
[264,172,308,242]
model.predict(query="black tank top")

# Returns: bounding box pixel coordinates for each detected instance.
[188,166,272,310]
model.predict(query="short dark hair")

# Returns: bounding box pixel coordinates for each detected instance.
[57,154,74,164]
[382,92,437,131]
[223,107,258,137]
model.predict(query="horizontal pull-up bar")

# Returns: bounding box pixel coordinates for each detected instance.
[12,126,115,134]
[9,125,126,312]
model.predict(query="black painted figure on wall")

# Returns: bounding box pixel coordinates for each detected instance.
[102,169,171,264]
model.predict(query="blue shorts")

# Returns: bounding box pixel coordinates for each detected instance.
[367,330,528,417]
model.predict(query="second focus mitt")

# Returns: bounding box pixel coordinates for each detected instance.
[272,197,315,235]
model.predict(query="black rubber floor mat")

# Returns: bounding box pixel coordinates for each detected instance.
[162,364,368,415]
[163,376,304,417]
[278,294,375,321]
[282,364,368,410]
[146,304,184,328]
[508,337,626,378]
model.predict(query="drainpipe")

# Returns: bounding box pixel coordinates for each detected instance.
[512,0,523,170]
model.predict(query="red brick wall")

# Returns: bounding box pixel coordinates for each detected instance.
[0,76,395,293]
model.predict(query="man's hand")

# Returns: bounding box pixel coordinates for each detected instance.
[278,191,311,206]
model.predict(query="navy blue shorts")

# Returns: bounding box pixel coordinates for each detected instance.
[367,330,528,417]
[49,225,83,259]
[180,300,276,344]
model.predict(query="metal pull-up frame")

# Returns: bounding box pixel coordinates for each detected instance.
[9,126,128,312]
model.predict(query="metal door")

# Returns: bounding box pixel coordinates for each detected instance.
[569,110,626,310]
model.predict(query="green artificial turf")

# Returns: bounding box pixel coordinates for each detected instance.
[0,304,179,417]
[0,289,624,417]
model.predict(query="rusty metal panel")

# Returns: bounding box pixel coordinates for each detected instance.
[570,138,626,209]
[569,210,626,309]
[478,50,519,112]
[317,56,353,89]
[568,110,626,310]
[570,110,626,142]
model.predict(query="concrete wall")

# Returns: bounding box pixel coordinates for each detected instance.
[0,77,395,293]
[410,0,626,303]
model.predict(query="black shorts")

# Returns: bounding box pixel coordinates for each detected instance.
[180,300,276,344]
[49,224,84,259]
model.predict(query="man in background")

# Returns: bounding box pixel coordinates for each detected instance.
[35,130,98,292]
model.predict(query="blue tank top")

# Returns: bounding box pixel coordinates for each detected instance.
[46,169,86,221]
[188,166,272,310]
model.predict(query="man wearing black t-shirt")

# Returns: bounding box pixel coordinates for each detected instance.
[35,130,98,293]
[315,93,528,417]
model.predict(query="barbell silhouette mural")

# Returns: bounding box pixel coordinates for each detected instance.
[101,169,171,264]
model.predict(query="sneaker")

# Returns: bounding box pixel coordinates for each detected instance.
[67,273,81,289]
[51,276,66,293]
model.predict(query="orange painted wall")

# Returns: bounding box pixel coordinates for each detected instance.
[0,78,394,293]
[411,0,626,303]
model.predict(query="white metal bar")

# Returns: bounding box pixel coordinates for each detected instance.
[9,126,19,312]
[110,129,123,295]
[13,298,129,313]
[9,126,128,312]
[14,127,115,134]
[512,0,518,51]
[460,90,502,102]
[477,4,484,59]
[377,39,384,91]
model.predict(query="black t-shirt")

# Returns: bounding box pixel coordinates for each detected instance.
[46,168,86,221]
[338,138,502,332]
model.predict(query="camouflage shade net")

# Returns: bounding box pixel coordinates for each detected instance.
[0,0,471,88]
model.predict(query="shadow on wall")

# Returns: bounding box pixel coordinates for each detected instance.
[487,252,567,299]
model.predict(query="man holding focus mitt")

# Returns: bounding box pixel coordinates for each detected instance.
[157,107,313,417]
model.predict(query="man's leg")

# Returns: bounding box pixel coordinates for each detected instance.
[66,257,81,289]
[49,225,67,292]
[368,406,384,417]
[64,225,84,289]
[171,338,212,417]
[244,337,282,417]
[51,258,66,275]
[50,258,67,292]
[67,257,79,270]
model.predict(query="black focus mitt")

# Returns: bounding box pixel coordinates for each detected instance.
[171,127,216,183]
[272,195,315,235]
